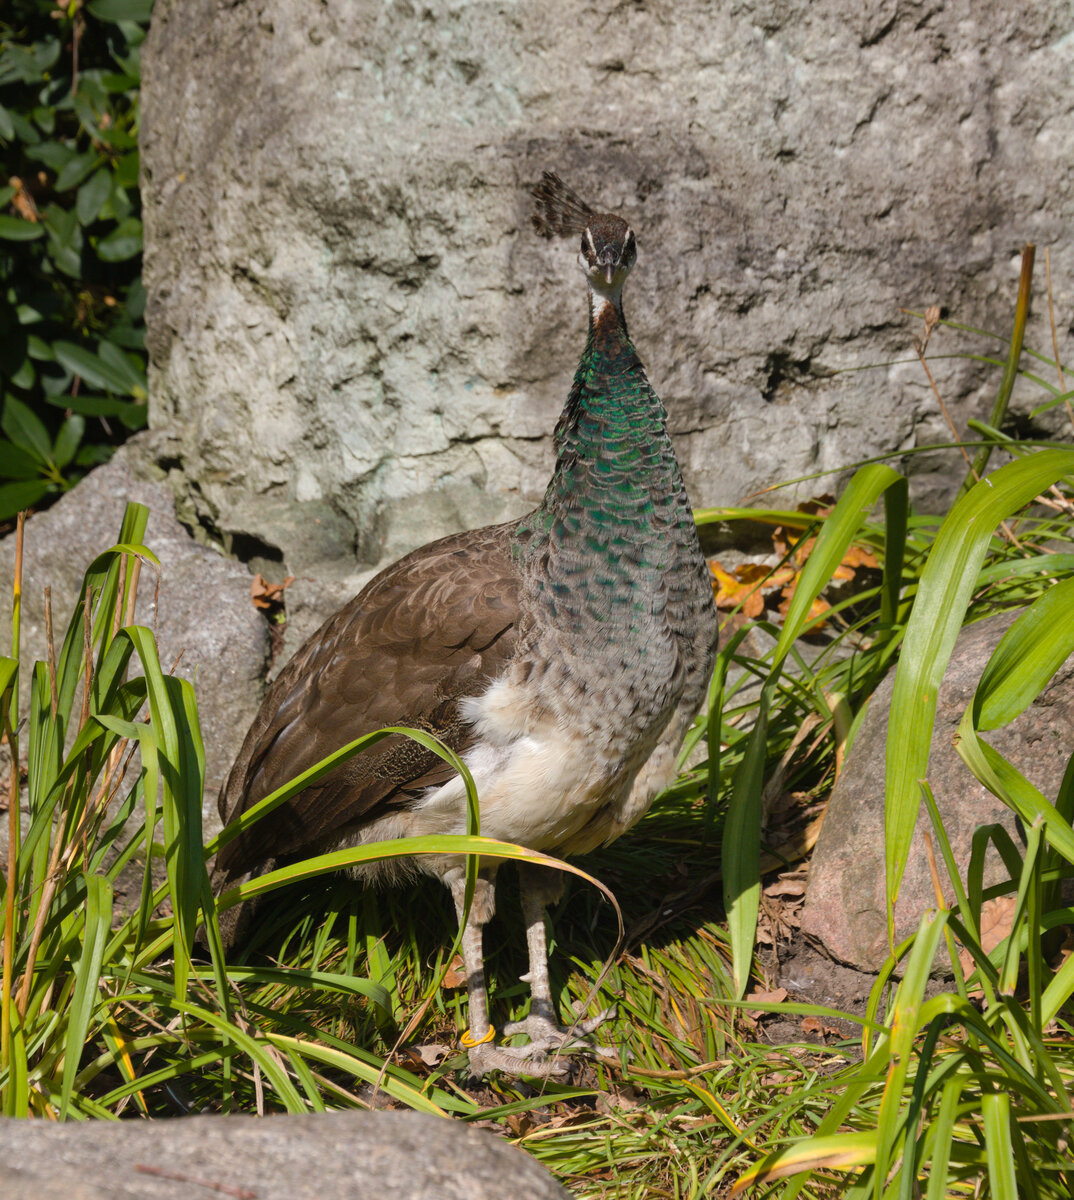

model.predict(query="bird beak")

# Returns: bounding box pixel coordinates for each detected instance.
[603,262,616,285]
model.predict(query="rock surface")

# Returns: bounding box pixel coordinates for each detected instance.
[800,612,1074,971]
[0,1109,570,1200]
[0,442,267,844]
[139,0,1074,645]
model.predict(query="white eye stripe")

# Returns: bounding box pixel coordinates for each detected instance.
[585,227,598,257]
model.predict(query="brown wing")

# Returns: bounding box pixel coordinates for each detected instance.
[213,520,523,886]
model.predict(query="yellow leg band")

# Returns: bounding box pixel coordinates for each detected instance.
[460,1025,496,1048]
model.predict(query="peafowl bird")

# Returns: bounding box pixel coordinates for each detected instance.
[211,172,718,1076]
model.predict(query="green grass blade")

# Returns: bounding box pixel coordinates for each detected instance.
[59,872,112,1118]
[973,575,1074,731]
[214,835,619,921]
[956,728,1074,866]
[771,463,903,665]
[263,1033,450,1116]
[723,695,768,998]
[960,246,1033,495]
[724,463,905,996]
[206,725,478,857]
[885,448,1074,928]
[122,626,206,1002]
[1040,934,1074,1026]
[52,506,152,725]
[982,1091,1018,1200]
[880,476,909,631]
[923,1079,963,1200]
[191,965,391,1015]
[871,909,948,1198]
[731,1130,878,1196]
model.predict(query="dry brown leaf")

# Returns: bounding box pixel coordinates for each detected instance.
[505,1112,534,1136]
[957,895,1018,982]
[979,895,1018,954]
[796,494,836,517]
[735,562,773,585]
[748,987,788,1005]
[778,582,831,625]
[250,573,295,610]
[764,877,807,898]
[404,1042,451,1068]
[841,544,879,570]
[801,1015,841,1038]
[709,560,765,617]
[441,953,466,989]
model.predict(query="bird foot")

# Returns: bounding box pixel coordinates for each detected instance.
[464,1007,618,1078]
[465,1039,571,1078]
[503,1007,617,1048]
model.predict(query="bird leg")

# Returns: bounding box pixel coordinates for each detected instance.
[501,863,617,1063]
[446,863,613,1077]
[447,867,497,1045]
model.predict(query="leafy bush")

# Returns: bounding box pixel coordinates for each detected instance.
[0,0,152,523]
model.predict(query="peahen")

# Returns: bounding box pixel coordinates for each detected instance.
[211,172,719,1076]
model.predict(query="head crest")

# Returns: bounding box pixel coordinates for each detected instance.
[531,171,594,239]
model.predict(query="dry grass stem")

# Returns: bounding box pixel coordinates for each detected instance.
[912,306,975,474]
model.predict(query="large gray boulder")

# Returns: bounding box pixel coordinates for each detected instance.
[0,1110,571,1200]
[139,0,1074,648]
[800,612,1074,970]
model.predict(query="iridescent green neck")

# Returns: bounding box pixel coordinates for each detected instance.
[512,284,695,633]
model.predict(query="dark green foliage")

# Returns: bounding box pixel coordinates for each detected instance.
[0,0,152,521]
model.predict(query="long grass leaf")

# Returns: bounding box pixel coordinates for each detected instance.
[923,1079,963,1200]
[982,1091,1019,1200]
[961,245,1034,493]
[872,910,947,1197]
[972,575,1074,730]
[263,1033,450,1116]
[731,1130,878,1195]
[215,836,619,922]
[59,872,112,1117]
[723,463,905,996]
[885,448,1074,926]
[207,725,478,856]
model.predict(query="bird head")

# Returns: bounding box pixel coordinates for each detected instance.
[532,171,637,296]
[578,215,637,293]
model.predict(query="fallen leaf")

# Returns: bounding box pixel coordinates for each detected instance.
[957,895,1018,983]
[413,1042,451,1066]
[709,560,766,618]
[778,581,830,625]
[250,573,295,610]
[441,953,467,989]
[505,1112,534,1136]
[764,878,807,898]
[841,544,879,570]
[801,1015,841,1037]
[748,987,788,1005]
